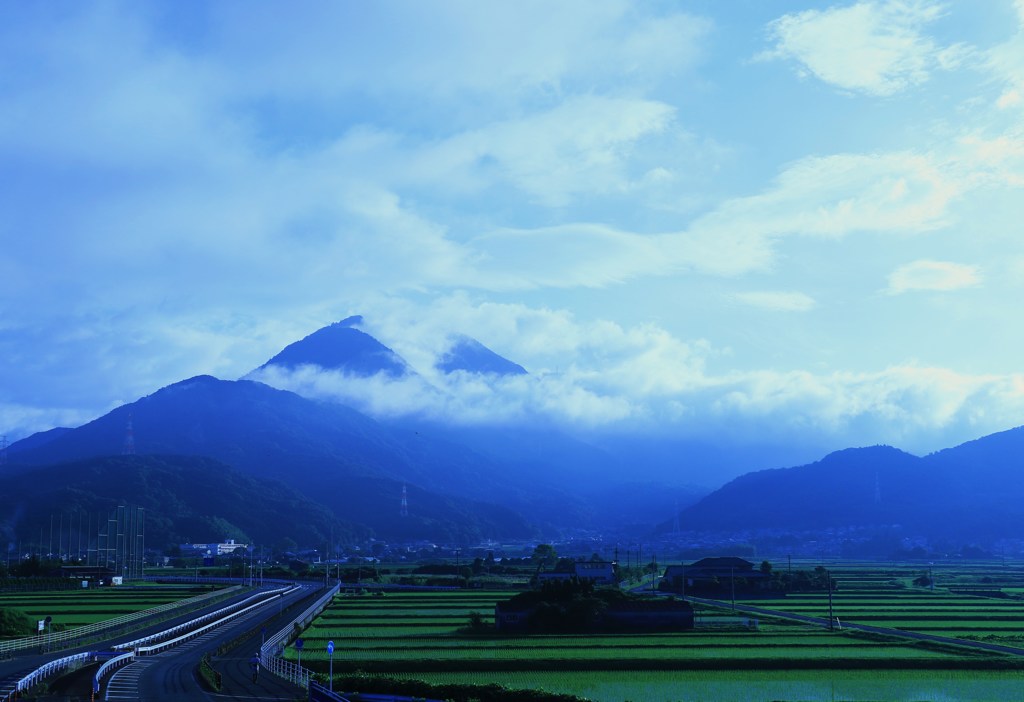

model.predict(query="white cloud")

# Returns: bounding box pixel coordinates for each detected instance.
[997,89,1023,109]
[762,0,956,96]
[204,2,711,105]
[459,150,960,290]
[985,2,1024,115]
[249,298,1024,456]
[3,1,1024,469]
[410,95,678,207]
[734,291,817,312]
[887,259,982,294]
[0,402,98,444]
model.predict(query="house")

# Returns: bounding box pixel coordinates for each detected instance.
[536,561,617,586]
[662,557,766,594]
[602,598,694,631]
[573,561,616,585]
[179,539,249,557]
[495,595,693,633]
[60,565,114,583]
[215,539,248,555]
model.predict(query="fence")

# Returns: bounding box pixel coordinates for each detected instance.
[0,585,296,702]
[90,651,135,697]
[0,584,241,658]
[258,583,444,702]
[134,586,297,656]
[0,651,93,702]
[113,585,293,652]
[309,679,353,701]
[260,582,340,688]
[90,585,299,697]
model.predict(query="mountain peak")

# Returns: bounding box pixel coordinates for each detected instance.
[817,444,913,466]
[250,317,411,378]
[437,335,527,376]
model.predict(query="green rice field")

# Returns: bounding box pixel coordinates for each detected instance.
[386,669,1024,702]
[0,583,224,631]
[285,572,1024,702]
[736,561,1024,643]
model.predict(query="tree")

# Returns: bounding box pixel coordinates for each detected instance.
[531,544,557,573]
[0,608,34,637]
[273,537,298,557]
[466,611,487,632]
[760,560,772,575]
[553,557,577,573]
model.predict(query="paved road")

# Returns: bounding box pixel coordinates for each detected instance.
[0,585,315,699]
[0,585,264,699]
[104,583,317,701]
[686,594,1024,658]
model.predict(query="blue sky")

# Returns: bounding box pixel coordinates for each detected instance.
[3,1,1024,469]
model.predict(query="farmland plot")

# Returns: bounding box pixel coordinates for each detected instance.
[288,585,1023,701]
[0,584,224,632]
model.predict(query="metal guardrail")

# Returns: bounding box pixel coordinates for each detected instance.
[91,651,135,696]
[113,585,292,651]
[261,582,340,689]
[134,586,297,656]
[259,584,447,702]
[309,679,352,701]
[89,585,298,698]
[1,651,93,701]
[0,584,241,658]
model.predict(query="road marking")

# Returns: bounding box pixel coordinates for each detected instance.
[105,658,155,700]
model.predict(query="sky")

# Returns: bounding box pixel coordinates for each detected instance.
[3,1,1024,471]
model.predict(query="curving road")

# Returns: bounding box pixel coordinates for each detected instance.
[1,582,321,702]
[0,585,269,700]
[107,583,317,701]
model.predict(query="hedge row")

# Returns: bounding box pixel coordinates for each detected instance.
[327,673,587,702]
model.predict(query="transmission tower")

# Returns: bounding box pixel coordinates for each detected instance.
[122,413,135,456]
[400,484,408,517]
[0,435,7,466]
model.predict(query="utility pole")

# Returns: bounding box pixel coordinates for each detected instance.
[731,567,736,610]
[827,569,835,631]
[122,413,135,455]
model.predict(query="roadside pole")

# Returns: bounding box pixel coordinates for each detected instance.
[327,640,334,692]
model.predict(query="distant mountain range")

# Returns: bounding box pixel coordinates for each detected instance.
[9,315,1023,550]
[8,375,538,544]
[0,454,359,550]
[7,312,694,544]
[675,429,1024,540]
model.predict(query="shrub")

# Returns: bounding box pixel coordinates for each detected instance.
[0,607,35,637]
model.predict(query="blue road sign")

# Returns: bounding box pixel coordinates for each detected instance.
[327,640,334,655]
[295,638,304,650]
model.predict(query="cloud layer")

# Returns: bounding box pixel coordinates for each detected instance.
[2,2,1024,477]
[762,0,962,95]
